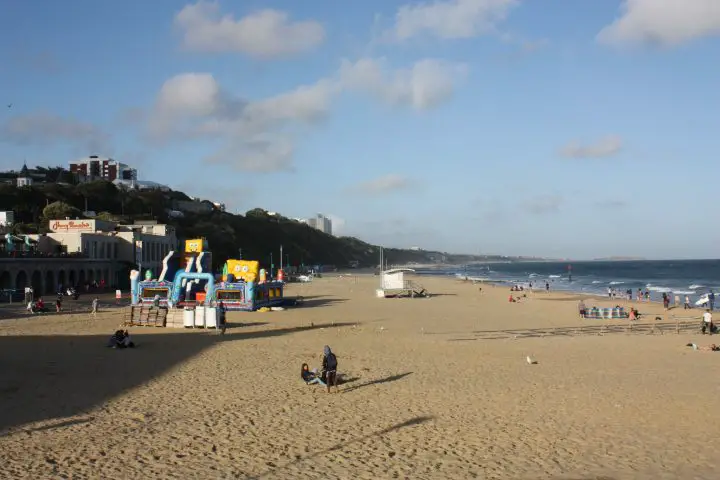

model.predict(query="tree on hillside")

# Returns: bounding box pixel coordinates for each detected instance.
[246,208,269,217]
[42,201,83,222]
[76,180,120,212]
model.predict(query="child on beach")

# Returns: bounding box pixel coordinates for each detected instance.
[91,297,99,317]
[684,296,691,310]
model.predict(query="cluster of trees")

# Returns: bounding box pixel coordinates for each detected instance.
[0,179,460,268]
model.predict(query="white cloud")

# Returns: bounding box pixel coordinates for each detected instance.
[524,194,563,215]
[205,137,295,173]
[595,199,628,209]
[340,58,467,110]
[0,112,110,152]
[145,58,465,172]
[560,136,623,159]
[597,0,720,47]
[391,0,519,41]
[350,174,415,194]
[175,1,324,58]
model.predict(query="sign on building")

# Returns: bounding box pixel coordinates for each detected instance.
[50,219,95,232]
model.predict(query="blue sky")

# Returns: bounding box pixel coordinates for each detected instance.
[1,0,719,259]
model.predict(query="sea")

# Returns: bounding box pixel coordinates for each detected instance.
[414,259,720,304]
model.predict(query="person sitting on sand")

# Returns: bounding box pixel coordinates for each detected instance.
[107,330,135,349]
[35,297,47,313]
[687,343,720,352]
[629,308,638,321]
[321,345,338,393]
[301,363,325,385]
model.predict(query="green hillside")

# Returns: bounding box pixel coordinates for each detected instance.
[0,179,500,269]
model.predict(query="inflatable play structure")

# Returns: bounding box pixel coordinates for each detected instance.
[130,239,283,311]
[215,259,285,311]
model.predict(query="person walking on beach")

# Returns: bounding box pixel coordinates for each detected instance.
[91,297,99,317]
[709,292,715,311]
[685,295,691,310]
[545,282,550,292]
[662,293,669,310]
[702,309,714,335]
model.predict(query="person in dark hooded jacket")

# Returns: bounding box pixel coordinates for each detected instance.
[321,345,338,393]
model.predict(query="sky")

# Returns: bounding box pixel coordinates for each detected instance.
[1,0,719,260]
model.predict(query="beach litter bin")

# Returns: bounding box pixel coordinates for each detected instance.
[205,307,217,328]
[194,306,206,328]
[183,307,195,327]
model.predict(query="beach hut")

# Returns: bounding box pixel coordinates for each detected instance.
[377,268,428,298]
[382,268,414,291]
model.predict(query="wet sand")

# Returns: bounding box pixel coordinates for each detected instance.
[0,275,718,479]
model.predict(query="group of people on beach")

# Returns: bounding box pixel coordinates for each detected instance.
[27,295,100,316]
[301,345,339,393]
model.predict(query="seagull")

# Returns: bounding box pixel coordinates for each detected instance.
[6,104,11,109]
[526,356,537,365]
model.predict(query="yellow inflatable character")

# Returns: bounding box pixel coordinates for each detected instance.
[226,260,259,283]
[185,239,204,253]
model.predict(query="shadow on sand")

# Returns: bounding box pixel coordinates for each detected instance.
[342,372,414,394]
[0,321,356,434]
[298,297,348,308]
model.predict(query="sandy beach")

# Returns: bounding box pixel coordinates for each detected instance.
[0,274,719,479]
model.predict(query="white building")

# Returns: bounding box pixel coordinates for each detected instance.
[38,219,178,277]
[70,155,137,187]
[307,213,333,235]
[0,211,14,227]
[16,163,33,187]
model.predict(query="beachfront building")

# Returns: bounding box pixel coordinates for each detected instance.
[0,212,14,227]
[3,219,179,292]
[70,155,138,187]
[307,213,333,235]
[16,163,33,187]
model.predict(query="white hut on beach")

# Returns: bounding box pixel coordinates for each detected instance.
[376,268,428,298]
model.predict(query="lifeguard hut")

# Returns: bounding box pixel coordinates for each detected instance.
[377,268,428,298]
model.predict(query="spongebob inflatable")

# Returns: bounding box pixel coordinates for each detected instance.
[216,259,283,310]
[224,260,259,283]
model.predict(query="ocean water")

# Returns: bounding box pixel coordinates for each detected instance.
[415,260,720,303]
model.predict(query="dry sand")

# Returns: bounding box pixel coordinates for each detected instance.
[0,275,719,479]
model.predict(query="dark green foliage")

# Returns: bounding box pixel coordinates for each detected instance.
[0,178,486,269]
